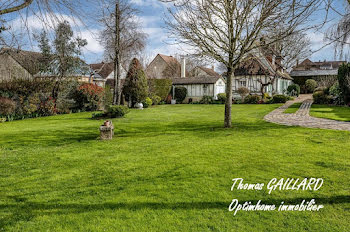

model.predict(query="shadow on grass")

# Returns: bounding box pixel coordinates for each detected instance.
[311,105,350,122]
[0,125,99,148]
[117,120,289,139]
[0,195,349,229]
[0,118,291,148]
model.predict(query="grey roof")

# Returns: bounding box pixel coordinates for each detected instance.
[172,76,223,85]
[290,69,338,77]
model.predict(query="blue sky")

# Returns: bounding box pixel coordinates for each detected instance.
[3,0,349,65]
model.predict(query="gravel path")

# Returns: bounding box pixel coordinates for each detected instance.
[264,94,350,131]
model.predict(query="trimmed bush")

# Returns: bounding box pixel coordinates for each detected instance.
[174,87,187,103]
[143,97,153,108]
[91,112,105,119]
[287,84,300,96]
[217,93,226,103]
[270,94,289,103]
[305,79,318,93]
[105,105,130,118]
[150,95,161,105]
[200,95,214,104]
[313,91,332,104]
[244,95,261,104]
[148,79,172,101]
[0,97,16,116]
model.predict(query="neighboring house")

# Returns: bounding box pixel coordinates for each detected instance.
[90,62,127,88]
[290,59,345,90]
[0,48,43,81]
[232,48,293,97]
[146,54,181,79]
[35,59,91,83]
[173,76,226,102]
[190,66,221,78]
[0,47,91,83]
[171,59,226,102]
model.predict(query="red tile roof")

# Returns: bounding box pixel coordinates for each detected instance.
[158,54,180,65]
[197,66,221,77]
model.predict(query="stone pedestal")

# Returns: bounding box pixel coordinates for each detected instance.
[100,121,114,140]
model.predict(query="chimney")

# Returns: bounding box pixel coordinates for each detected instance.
[181,57,186,78]
[211,65,215,71]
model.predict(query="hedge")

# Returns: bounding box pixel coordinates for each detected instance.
[148,79,172,101]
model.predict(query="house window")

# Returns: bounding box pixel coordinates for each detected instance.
[203,84,208,96]
[239,81,246,87]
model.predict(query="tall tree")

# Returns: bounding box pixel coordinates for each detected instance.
[99,0,147,105]
[37,21,87,100]
[34,30,52,72]
[165,0,323,128]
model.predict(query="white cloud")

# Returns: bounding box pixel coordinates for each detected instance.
[130,0,167,8]
[78,30,104,54]
[10,13,83,32]
[136,15,161,28]
[307,31,339,61]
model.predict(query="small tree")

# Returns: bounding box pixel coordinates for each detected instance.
[237,87,249,101]
[123,58,148,107]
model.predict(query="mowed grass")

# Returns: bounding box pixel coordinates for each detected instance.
[284,103,302,114]
[0,104,349,232]
[310,104,350,122]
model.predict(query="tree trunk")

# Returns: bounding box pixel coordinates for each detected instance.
[113,1,121,105]
[116,56,121,105]
[224,68,233,128]
[260,84,265,98]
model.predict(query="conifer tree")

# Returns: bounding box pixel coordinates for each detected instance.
[123,58,148,107]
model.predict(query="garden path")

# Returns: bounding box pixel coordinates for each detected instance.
[264,94,350,131]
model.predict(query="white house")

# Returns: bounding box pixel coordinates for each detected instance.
[173,76,226,102]
[232,48,293,97]
[172,58,226,102]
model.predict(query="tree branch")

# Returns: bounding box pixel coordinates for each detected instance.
[0,0,33,16]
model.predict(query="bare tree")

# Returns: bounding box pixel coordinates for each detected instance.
[165,0,323,128]
[326,2,350,59]
[273,32,312,70]
[0,0,95,48]
[98,0,147,105]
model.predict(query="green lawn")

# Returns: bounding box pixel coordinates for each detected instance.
[310,104,350,122]
[0,105,349,231]
[284,103,302,114]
